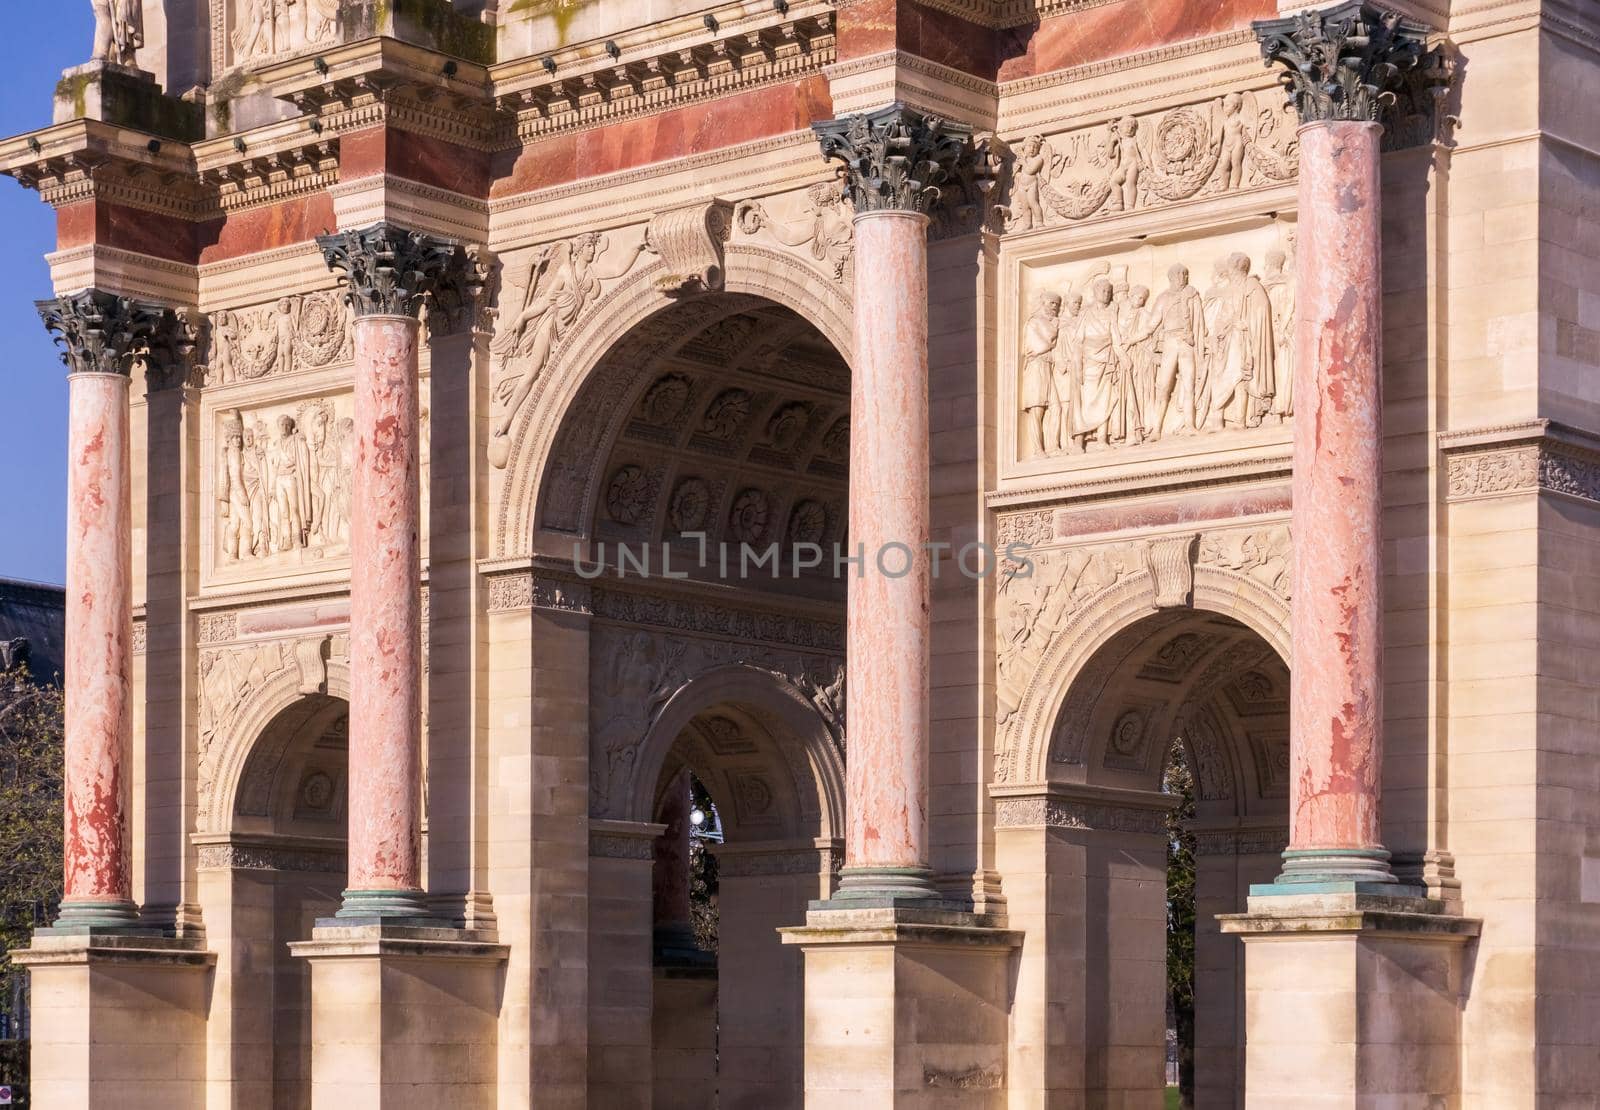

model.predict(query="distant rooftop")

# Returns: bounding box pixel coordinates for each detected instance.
[0,577,65,685]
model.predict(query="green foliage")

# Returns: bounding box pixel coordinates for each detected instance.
[0,667,64,1108]
[1164,738,1197,1110]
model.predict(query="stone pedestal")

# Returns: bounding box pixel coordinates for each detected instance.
[13,935,214,1110]
[781,907,1020,1108]
[1219,892,1478,1108]
[288,923,509,1109]
[53,62,203,140]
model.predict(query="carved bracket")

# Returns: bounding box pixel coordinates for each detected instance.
[647,199,735,294]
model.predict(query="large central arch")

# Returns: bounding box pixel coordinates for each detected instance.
[497,244,854,557]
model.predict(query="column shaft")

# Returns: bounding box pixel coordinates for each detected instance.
[343,315,426,912]
[839,211,935,898]
[1284,120,1392,884]
[59,370,137,926]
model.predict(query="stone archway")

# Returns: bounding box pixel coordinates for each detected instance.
[995,593,1290,1109]
[542,279,852,1109]
[195,691,351,1110]
[496,245,853,558]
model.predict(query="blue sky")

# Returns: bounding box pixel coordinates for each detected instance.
[1,6,96,586]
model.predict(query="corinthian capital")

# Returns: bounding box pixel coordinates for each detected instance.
[813,104,976,217]
[37,289,165,377]
[316,222,465,319]
[1254,2,1429,125]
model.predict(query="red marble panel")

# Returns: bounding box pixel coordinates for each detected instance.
[838,0,1001,77]
[198,192,337,265]
[339,125,387,181]
[1050,484,1291,541]
[342,124,491,198]
[997,0,1276,83]
[385,130,493,198]
[491,75,832,198]
[56,200,96,251]
[98,202,198,264]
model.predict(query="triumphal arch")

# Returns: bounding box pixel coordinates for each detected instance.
[4,0,1597,1105]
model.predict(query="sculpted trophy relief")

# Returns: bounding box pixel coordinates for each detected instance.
[91,0,143,67]
[1018,238,1295,461]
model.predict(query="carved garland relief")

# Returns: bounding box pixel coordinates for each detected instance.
[209,292,353,386]
[993,91,1300,235]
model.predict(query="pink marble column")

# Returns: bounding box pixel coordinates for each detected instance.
[319,223,462,921]
[36,291,168,932]
[813,106,972,904]
[838,210,938,900]
[1281,122,1397,887]
[1252,4,1431,891]
[341,314,429,917]
[58,368,138,927]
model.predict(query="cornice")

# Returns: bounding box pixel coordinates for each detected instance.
[496,14,835,145]
[989,440,1294,512]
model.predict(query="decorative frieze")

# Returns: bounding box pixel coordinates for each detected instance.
[591,586,843,651]
[1445,442,1600,506]
[195,841,347,873]
[714,845,842,878]
[131,621,147,656]
[589,831,658,860]
[197,611,239,644]
[995,92,1299,236]
[1192,827,1289,857]
[993,794,1169,835]
[209,292,353,386]
[485,570,594,615]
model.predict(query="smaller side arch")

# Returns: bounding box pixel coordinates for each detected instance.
[1001,564,1291,788]
[611,663,846,841]
[200,652,350,836]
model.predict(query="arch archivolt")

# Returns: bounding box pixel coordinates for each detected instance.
[588,619,845,840]
[491,215,855,558]
[995,521,1291,788]
[195,631,350,835]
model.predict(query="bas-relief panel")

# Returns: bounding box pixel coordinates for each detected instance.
[208,292,354,386]
[205,387,431,588]
[213,0,343,72]
[1008,220,1296,471]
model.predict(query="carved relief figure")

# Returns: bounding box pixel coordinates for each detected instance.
[489,232,651,467]
[736,182,856,281]
[1104,117,1144,213]
[233,0,342,65]
[999,135,1062,232]
[211,309,239,385]
[92,0,143,66]
[1070,278,1125,452]
[269,415,313,551]
[1215,93,1249,192]
[1018,242,1292,459]
[1020,291,1062,458]
[1262,245,1295,422]
[218,412,254,561]
[216,396,355,572]
[1206,253,1276,431]
[1148,264,1206,440]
